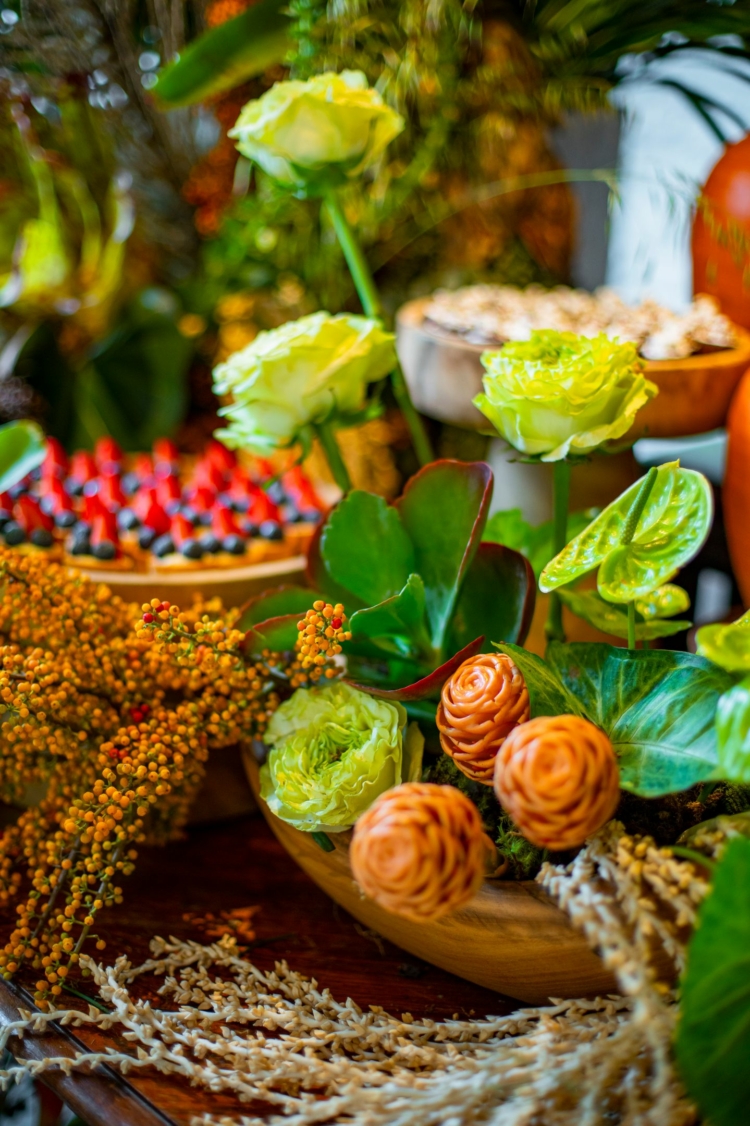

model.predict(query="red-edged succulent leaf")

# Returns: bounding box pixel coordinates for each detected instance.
[345,636,485,700]
[320,490,415,605]
[237,585,320,632]
[242,612,301,655]
[447,541,536,654]
[394,460,493,655]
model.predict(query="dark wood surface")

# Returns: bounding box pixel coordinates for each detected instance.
[0,804,517,1126]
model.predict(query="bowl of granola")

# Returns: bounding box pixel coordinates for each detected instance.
[397,286,750,437]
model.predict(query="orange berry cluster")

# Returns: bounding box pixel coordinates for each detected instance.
[0,551,306,1007]
[296,602,351,680]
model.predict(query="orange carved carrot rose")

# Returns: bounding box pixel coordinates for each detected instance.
[437,653,530,784]
[493,715,620,850]
[350,783,490,921]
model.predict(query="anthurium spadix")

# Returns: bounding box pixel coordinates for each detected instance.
[540,461,713,604]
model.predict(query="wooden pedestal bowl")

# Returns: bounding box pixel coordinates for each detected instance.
[396,296,750,438]
[242,752,616,1004]
[79,554,306,610]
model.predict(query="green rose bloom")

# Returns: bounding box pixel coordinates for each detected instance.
[229,70,404,192]
[213,311,396,454]
[474,330,658,462]
[260,682,424,832]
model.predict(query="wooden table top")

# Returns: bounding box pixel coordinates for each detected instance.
[0,808,515,1126]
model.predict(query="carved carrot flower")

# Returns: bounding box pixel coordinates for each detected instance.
[493,715,620,850]
[437,653,530,784]
[350,782,491,921]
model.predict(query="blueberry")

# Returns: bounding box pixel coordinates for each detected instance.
[30,528,53,548]
[3,522,25,546]
[55,510,77,529]
[151,534,174,557]
[92,540,117,561]
[0,508,11,530]
[197,510,213,526]
[29,467,42,481]
[121,472,140,495]
[117,507,140,531]
[198,533,222,554]
[82,479,99,497]
[266,481,286,504]
[259,520,283,541]
[180,539,203,560]
[8,482,28,501]
[70,536,91,555]
[64,476,84,497]
[243,522,259,538]
[301,509,321,523]
[40,495,56,517]
[165,499,182,517]
[222,534,246,555]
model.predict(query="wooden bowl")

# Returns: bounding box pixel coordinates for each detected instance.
[79,554,306,609]
[396,296,750,438]
[242,752,616,1004]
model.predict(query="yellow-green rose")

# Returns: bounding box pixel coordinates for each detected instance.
[228,70,404,190]
[260,682,424,832]
[213,311,396,453]
[474,330,658,462]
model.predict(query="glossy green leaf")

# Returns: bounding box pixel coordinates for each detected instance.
[546,643,732,796]
[559,587,691,640]
[0,420,45,494]
[446,542,535,653]
[243,612,301,655]
[483,506,595,579]
[347,637,485,701]
[395,460,492,653]
[676,838,750,1126]
[540,462,713,603]
[153,0,290,108]
[716,675,750,783]
[305,523,365,613]
[237,585,320,632]
[696,610,750,673]
[348,574,433,661]
[636,583,691,619]
[496,642,586,719]
[321,490,415,606]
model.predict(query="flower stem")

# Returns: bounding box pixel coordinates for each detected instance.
[323,188,434,467]
[627,601,636,650]
[669,845,716,875]
[545,460,571,644]
[315,419,352,494]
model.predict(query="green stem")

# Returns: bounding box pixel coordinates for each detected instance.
[627,601,636,650]
[323,188,434,467]
[314,419,352,494]
[670,845,717,875]
[545,460,571,644]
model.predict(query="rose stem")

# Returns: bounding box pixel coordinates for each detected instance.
[314,418,352,494]
[323,188,434,467]
[545,459,571,644]
[620,466,659,650]
[627,600,636,650]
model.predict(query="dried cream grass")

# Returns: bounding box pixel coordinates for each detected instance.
[0,822,712,1125]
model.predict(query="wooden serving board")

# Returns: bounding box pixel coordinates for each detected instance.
[80,554,306,609]
[242,752,616,1004]
[396,296,750,438]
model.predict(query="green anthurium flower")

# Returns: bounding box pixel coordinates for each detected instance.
[559,584,691,640]
[540,461,713,603]
[259,681,423,832]
[474,330,657,462]
[696,610,750,674]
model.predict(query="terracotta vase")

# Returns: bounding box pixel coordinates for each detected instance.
[692,135,750,328]
[723,365,750,605]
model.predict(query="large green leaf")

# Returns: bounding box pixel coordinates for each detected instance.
[321,490,415,606]
[696,610,750,674]
[305,524,365,613]
[395,460,492,654]
[447,542,535,653]
[153,0,291,108]
[347,636,485,701]
[483,506,595,579]
[496,642,586,719]
[546,642,733,796]
[559,586,691,641]
[540,462,713,603]
[0,419,45,493]
[243,612,301,655]
[716,676,750,784]
[676,838,750,1126]
[348,574,433,662]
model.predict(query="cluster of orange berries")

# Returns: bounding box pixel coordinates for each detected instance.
[0,551,314,1007]
[296,602,351,681]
